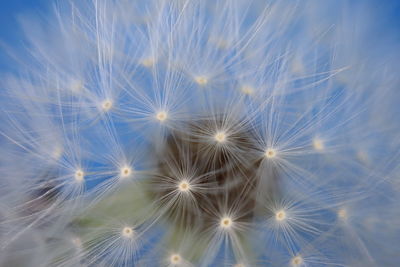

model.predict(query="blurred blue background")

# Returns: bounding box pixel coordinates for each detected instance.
[0,0,50,71]
[1,0,399,72]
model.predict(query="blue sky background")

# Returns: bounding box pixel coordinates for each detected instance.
[1,1,399,46]
[0,1,399,74]
[0,0,50,70]
[0,0,49,40]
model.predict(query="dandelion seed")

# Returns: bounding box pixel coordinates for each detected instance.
[214,131,227,143]
[156,111,168,122]
[265,148,277,159]
[291,255,303,266]
[52,146,63,159]
[209,37,229,49]
[101,99,113,112]
[170,253,181,264]
[71,237,82,247]
[240,85,254,95]
[194,76,208,86]
[220,217,233,229]
[121,227,134,238]
[338,208,347,220]
[74,169,85,182]
[356,150,369,163]
[120,166,133,179]
[275,210,286,221]
[69,79,84,93]
[141,58,155,67]
[178,180,191,192]
[313,138,324,151]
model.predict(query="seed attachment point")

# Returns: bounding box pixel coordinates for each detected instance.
[178,180,191,192]
[120,166,132,178]
[101,99,113,112]
[220,217,233,229]
[265,148,277,158]
[156,111,168,122]
[291,255,303,266]
[170,253,181,264]
[74,169,85,182]
[121,227,134,238]
[194,76,208,86]
[275,210,286,221]
[313,138,324,151]
[214,131,227,143]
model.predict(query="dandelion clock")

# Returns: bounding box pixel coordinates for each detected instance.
[0,1,399,266]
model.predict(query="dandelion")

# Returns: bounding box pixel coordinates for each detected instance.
[0,0,399,266]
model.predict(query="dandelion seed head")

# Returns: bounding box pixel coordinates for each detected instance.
[1,1,397,266]
[150,118,262,229]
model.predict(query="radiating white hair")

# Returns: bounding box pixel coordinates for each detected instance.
[0,0,399,266]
